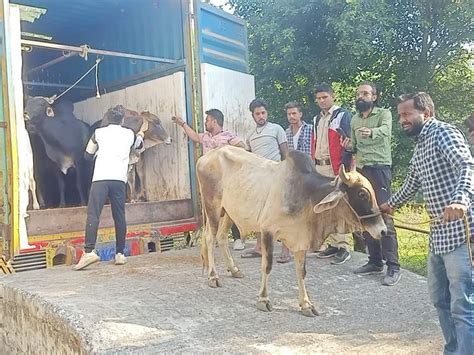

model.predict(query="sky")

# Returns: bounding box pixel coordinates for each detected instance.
[207,0,233,13]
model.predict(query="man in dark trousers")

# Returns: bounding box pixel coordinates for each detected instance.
[73,106,144,270]
[344,81,401,286]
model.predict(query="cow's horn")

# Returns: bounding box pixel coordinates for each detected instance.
[338,165,352,185]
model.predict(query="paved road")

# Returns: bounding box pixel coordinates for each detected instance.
[1,244,442,354]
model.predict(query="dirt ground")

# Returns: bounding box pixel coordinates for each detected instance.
[0,243,443,354]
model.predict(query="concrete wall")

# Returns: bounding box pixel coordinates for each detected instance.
[0,285,88,354]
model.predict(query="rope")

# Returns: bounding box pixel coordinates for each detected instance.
[54,57,102,102]
[387,212,472,264]
[95,57,101,98]
[390,214,443,226]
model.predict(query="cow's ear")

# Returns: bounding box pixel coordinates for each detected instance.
[46,107,54,117]
[313,190,345,214]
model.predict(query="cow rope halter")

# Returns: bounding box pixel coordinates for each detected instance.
[50,56,103,103]
[341,195,382,231]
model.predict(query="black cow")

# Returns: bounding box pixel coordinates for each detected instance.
[24,96,91,207]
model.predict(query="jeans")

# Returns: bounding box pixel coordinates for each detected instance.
[231,223,241,241]
[428,243,474,355]
[360,165,400,270]
[85,180,127,254]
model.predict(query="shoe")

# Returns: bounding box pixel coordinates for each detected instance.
[276,254,291,264]
[73,250,100,271]
[241,250,262,258]
[382,268,401,286]
[233,239,245,251]
[115,253,127,265]
[331,249,351,265]
[315,246,338,258]
[353,262,384,275]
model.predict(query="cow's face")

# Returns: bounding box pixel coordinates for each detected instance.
[24,96,55,120]
[313,166,386,239]
[140,111,171,145]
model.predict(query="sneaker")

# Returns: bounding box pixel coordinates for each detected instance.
[382,268,401,286]
[315,246,338,259]
[331,249,351,265]
[353,262,384,275]
[233,239,245,251]
[72,250,100,271]
[115,253,127,265]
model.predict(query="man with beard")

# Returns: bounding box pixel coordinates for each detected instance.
[241,98,289,259]
[345,82,401,286]
[381,92,473,354]
[172,109,246,250]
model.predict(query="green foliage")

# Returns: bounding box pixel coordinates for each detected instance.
[228,0,474,181]
[394,205,430,276]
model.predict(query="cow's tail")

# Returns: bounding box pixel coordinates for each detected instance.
[199,198,209,273]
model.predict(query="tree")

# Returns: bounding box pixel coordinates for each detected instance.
[228,0,474,180]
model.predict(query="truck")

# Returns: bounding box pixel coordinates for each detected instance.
[0,0,255,272]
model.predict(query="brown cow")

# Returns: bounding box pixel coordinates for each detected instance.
[197,146,387,317]
[97,106,171,201]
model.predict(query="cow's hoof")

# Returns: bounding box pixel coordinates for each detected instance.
[208,278,222,288]
[301,305,319,317]
[230,269,244,278]
[256,300,273,312]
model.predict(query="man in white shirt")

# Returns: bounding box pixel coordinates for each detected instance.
[73,106,144,271]
[242,98,289,259]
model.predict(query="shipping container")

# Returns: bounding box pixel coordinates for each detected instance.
[0,0,255,271]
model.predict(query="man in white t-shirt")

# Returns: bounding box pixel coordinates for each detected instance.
[242,98,289,259]
[73,106,144,271]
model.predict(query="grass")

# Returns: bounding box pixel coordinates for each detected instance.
[394,205,430,276]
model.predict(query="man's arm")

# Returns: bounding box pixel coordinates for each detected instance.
[362,109,392,139]
[172,116,201,143]
[276,125,289,159]
[279,142,289,159]
[340,110,353,169]
[133,131,144,150]
[387,164,421,209]
[84,133,98,161]
[228,134,246,149]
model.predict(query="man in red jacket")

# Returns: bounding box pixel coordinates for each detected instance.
[312,83,353,265]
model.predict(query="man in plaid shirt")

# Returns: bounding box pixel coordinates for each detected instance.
[380,92,473,355]
[277,101,313,263]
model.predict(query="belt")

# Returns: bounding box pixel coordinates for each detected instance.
[315,158,331,166]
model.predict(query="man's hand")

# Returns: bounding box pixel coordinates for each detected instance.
[172,116,185,127]
[442,203,467,223]
[358,127,372,138]
[379,202,394,216]
[340,137,352,149]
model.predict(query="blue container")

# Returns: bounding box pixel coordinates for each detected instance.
[17,0,249,101]
[199,3,249,73]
